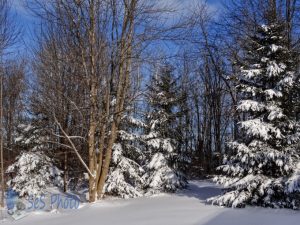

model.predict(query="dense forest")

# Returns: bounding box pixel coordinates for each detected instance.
[0,0,299,214]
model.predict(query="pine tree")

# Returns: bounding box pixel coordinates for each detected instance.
[210,16,300,208]
[7,151,63,197]
[7,123,63,197]
[104,114,146,198]
[14,123,48,152]
[143,65,187,193]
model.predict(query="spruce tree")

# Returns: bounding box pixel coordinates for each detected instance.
[210,16,300,208]
[104,114,146,198]
[143,65,186,193]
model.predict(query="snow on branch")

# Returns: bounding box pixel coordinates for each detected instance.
[239,119,282,140]
[237,100,265,112]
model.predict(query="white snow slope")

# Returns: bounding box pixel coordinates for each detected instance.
[2,180,300,225]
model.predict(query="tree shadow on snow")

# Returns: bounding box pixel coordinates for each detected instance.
[175,180,223,202]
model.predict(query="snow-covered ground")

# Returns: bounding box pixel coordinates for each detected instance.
[2,180,300,225]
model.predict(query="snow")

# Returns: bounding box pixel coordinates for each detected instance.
[270,44,280,52]
[148,153,167,170]
[239,119,282,140]
[237,100,265,112]
[241,68,262,79]
[266,61,286,77]
[266,105,284,120]
[2,180,300,225]
[146,138,174,153]
[278,72,295,87]
[126,116,146,128]
[264,89,283,99]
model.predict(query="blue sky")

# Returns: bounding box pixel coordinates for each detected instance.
[10,0,223,57]
[10,1,36,57]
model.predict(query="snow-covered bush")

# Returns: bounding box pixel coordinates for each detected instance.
[7,151,63,197]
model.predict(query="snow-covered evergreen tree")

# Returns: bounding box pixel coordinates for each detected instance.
[143,65,187,193]
[210,17,300,208]
[14,124,48,151]
[7,151,63,197]
[104,115,146,198]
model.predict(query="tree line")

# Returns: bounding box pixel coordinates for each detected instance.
[0,0,299,208]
